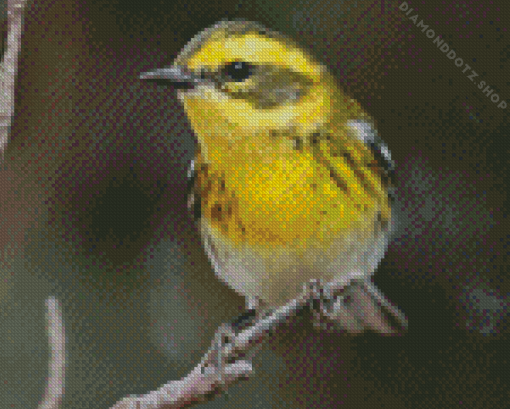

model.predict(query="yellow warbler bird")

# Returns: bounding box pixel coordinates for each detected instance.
[141,20,407,333]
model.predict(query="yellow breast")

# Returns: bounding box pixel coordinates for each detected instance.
[195,134,386,255]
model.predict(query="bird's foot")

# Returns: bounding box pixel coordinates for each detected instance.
[309,273,368,333]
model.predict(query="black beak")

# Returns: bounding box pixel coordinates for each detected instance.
[139,66,200,90]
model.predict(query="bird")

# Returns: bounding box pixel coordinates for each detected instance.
[140,19,407,334]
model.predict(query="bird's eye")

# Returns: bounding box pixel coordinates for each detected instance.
[223,61,254,82]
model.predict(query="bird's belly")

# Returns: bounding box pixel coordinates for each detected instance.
[200,210,390,307]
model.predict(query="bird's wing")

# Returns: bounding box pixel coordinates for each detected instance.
[311,121,394,226]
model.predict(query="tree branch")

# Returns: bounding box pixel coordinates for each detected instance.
[110,282,316,408]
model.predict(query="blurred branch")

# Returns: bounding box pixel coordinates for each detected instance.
[39,297,66,409]
[0,0,27,157]
[1,1,66,405]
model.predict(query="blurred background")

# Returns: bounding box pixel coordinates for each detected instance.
[0,0,509,407]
